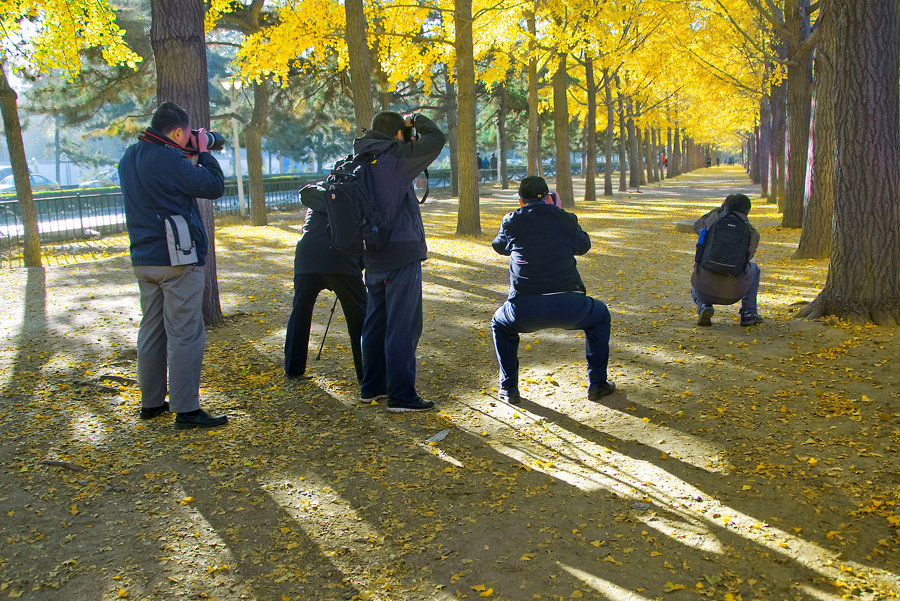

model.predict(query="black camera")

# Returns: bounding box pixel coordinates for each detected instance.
[402,124,418,143]
[190,129,226,152]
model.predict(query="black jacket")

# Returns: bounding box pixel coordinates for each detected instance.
[293,207,363,276]
[352,114,445,272]
[119,128,224,266]
[492,201,591,299]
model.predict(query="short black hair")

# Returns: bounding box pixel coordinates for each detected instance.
[371,111,404,137]
[724,193,752,214]
[151,102,190,134]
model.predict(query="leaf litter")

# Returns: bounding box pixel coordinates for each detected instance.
[0,168,897,600]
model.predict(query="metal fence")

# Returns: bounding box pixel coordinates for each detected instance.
[0,162,579,268]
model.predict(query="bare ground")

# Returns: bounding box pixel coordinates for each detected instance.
[0,167,898,601]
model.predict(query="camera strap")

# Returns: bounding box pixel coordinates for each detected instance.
[138,130,198,155]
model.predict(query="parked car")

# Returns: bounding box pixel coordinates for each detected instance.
[0,173,61,194]
[79,168,120,188]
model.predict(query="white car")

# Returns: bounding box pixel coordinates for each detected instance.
[0,173,61,194]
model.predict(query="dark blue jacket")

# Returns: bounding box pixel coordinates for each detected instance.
[119,128,225,266]
[352,114,445,272]
[493,201,590,299]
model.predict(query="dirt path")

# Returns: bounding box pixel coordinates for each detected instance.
[1,167,897,601]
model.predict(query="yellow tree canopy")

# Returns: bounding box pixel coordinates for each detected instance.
[0,0,140,78]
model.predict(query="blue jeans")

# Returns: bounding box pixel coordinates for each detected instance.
[491,292,611,393]
[691,262,760,313]
[361,262,423,404]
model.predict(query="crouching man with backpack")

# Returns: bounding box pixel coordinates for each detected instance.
[356,111,446,412]
[692,193,763,327]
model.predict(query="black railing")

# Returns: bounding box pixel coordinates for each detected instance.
[1,161,585,267]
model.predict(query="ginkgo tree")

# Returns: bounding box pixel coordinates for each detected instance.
[0,0,140,268]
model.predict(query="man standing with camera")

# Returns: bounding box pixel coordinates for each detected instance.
[118,101,228,429]
[490,176,615,405]
[355,111,445,412]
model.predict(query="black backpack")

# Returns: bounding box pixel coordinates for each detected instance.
[321,153,391,256]
[697,210,751,276]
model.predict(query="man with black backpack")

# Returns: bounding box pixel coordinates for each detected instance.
[354,111,446,412]
[691,193,763,327]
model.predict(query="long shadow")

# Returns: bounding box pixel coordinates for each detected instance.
[3,266,49,399]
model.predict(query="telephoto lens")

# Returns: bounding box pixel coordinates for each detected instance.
[191,129,226,151]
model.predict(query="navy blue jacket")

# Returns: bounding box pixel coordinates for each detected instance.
[493,201,590,299]
[119,128,225,266]
[352,114,445,272]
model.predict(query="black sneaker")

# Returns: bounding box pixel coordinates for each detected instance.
[697,305,714,326]
[140,401,170,420]
[588,381,617,401]
[360,393,388,404]
[740,312,764,326]
[386,397,435,413]
[499,389,521,405]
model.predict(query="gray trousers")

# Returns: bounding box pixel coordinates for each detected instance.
[133,265,205,413]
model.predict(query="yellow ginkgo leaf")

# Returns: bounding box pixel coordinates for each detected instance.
[663,582,686,593]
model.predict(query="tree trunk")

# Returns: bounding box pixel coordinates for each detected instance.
[796,1,836,259]
[626,99,640,188]
[603,69,614,196]
[444,70,459,198]
[150,0,223,326]
[0,65,41,267]
[552,54,574,208]
[526,11,540,175]
[799,0,900,325]
[583,57,597,202]
[344,0,374,132]
[669,124,681,178]
[782,1,814,228]
[498,83,509,189]
[244,80,269,226]
[770,62,787,206]
[758,95,771,198]
[454,0,480,235]
[615,77,627,191]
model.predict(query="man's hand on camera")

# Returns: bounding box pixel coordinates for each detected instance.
[194,128,209,153]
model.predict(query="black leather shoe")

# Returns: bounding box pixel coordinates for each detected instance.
[140,401,170,420]
[588,381,617,401]
[175,409,228,429]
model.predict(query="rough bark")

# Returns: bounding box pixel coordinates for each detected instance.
[498,83,509,189]
[552,54,574,208]
[798,0,900,325]
[344,0,374,132]
[615,76,627,191]
[782,1,815,228]
[150,0,223,326]
[0,65,41,267]
[758,95,771,198]
[796,4,836,259]
[769,59,787,206]
[526,11,540,175]
[602,69,614,196]
[669,124,681,178]
[583,57,597,202]
[626,98,640,188]
[245,80,268,226]
[454,0,480,235]
[444,71,459,198]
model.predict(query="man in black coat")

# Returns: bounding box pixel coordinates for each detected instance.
[490,176,616,405]
[284,191,366,381]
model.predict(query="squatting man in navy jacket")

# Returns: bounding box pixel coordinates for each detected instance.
[118,102,228,429]
[490,176,616,404]
[356,111,446,412]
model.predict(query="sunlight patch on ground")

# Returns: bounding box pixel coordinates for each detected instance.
[261,472,457,601]
[558,563,654,601]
